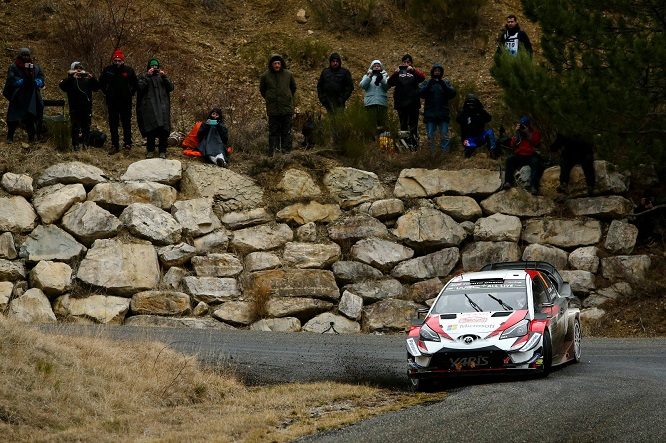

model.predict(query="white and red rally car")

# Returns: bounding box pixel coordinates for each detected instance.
[407,261,582,390]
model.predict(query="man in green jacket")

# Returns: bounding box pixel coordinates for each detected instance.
[259,54,296,155]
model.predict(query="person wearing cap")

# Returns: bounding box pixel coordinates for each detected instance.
[136,58,173,159]
[456,94,498,158]
[99,49,138,154]
[59,62,99,150]
[259,54,297,155]
[359,59,389,132]
[317,52,354,114]
[387,54,426,150]
[502,116,543,194]
[420,63,456,153]
[2,48,45,143]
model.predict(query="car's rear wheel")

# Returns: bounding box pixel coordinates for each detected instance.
[572,318,582,363]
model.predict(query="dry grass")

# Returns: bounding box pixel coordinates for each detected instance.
[0,319,438,441]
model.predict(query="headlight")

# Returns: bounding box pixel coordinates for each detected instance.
[500,319,529,339]
[419,323,441,342]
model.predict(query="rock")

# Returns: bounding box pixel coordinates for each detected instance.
[161,266,187,291]
[394,168,501,198]
[181,277,241,305]
[120,203,182,245]
[171,198,221,237]
[0,259,26,281]
[323,167,386,208]
[53,294,130,324]
[87,181,177,212]
[12,281,28,298]
[604,220,638,254]
[355,198,405,220]
[393,208,466,249]
[244,269,340,301]
[460,221,475,235]
[277,169,321,199]
[192,253,243,277]
[338,290,364,320]
[77,239,160,296]
[461,241,521,272]
[193,301,209,316]
[250,317,301,332]
[350,237,414,272]
[244,252,282,272]
[124,315,234,329]
[327,214,389,242]
[180,163,264,211]
[601,255,651,284]
[580,307,605,321]
[60,201,121,245]
[230,223,293,253]
[0,232,17,259]
[583,282,633,308]
[407,278,443,304]
[474,213,522,242]
[296,8,308,24]
[433,195,482,221]
[344,278,404,303]
[391,248,460,282]
[569,246,600,273]
[560,270,596,294]
[565,196,634,218]
[36,162,107,188]
[541,160,628,198]
[362,299,421,332]
[522,244,569,270]
[522,218,602,248]
[29,261,72,297]
[265,297,333,320]
[331,261,384,285]
[303,312,360,334]
[7,288,56,322]
[120,158,182,185]
[212,301,254,325]
[480,188,555,217]
[282,242,341,269]
[193,229,230,253]
[277,201,342,225]
[157,243,197,267]
[20,225,86,263]
[130,291,191,316]
[1,172,33,197]
[295,222,318,242]
[220,208,273,229]
[32,183,86,225]
[0,196,38,233]
[0,281,12,310]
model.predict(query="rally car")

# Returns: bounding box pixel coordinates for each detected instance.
[407,261,581,390]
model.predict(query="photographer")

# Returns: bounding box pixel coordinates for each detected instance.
[387,54,426,150]
[3,48,44,144]
[99,49,137,154]
[359,59,389,133]
[502,116,543,194]
[59,62,99,150]
[136,58,173,159]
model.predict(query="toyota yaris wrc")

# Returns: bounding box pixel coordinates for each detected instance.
[407,261,581,390]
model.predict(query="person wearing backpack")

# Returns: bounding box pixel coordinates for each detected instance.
[59,61,99,150]
[136,58,173,159]
[197,108,230,166]
[420,63,456,152]
[387,54,426,150]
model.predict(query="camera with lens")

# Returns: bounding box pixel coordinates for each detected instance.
[151,67,160,76]
[25,63,34,69]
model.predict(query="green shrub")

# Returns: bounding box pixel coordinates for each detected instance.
[401,0,488,38]
[309,0,388,35]
[317,97,377,159]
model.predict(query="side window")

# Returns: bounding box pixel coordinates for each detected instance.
[532,276,550,309]
[539,274,558,299]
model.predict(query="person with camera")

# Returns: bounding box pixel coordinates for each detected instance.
[59,62,99,151]
[317,52,354,114]
[359,59,389,133]
[502,116,543,194]
[99,49,138,155]
[136,58,173,159]
[420,63,456,153]
[197,108,230,167]
[456,94,498,158]
[3,48,45,144]
[259,54,297,155]
[387,54,426,150]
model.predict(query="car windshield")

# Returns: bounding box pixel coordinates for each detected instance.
[432,279,528,314]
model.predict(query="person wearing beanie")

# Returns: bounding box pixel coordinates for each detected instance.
[420,63,456,152]
[3,47,45,143]
[359,59,389,132]
[317,52,354,114]
[99,48,138,154]
[259,54,297,155]
[456,93,498,158]
[197,108,230,166]
[497,14,533,57]
[136,58,173,159]
[502,115,543,194]
[387,54,426,150]
[59,61,99,150]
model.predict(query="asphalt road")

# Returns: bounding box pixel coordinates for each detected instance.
[40,325,666,442]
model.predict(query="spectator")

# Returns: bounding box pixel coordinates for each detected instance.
[59,61,99,150]
[136,58,173,159]
[420,63,456,152]
[197,108,230,166]
[3,48,44,143]
[359,59,389,132]
[550,133,596,195]
[259,54,296,155]
[502,116,543,194]
[497,14,533,57]
[456,94,498,158]
[99,49,138,155]
[317,52,353,114]
[387,54,426,150]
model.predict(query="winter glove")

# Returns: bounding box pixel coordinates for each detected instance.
[14,78,24,87]
[35,78,44,88]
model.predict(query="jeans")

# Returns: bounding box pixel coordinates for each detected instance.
[463,129,497,156]
[425,120,450,151]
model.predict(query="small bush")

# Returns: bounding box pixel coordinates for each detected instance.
[309,0,388,35]
[316,97,376,159]
[401,0,488,38]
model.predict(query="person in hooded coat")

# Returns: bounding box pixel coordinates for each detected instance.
[359,59,389,132]
[59,61,99,150]
[497,14,533,57]
[197,108,230,167]
[387,54,426,150]
[136,58,173,158]
[259,54,297,155]
[420,63,456,152]
[3,48,44,143]
[317,52,354,114]
[456,94,498,158]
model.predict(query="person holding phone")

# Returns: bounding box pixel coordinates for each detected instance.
[3,48,44,143]
[388,54,426,150]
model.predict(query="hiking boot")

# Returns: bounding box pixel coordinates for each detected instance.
[530,186,539,195]
[215,157,227,167]
[146,151,155,159]
[6,137,13,144]
[108,145,120,155]
[464,148,474,158]
[158,152,167,159]
[123,144,132,152]
[72,144,80,152]
[502,182,512,190]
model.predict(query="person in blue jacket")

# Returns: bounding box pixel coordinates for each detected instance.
[359,59,389,133]
[420,63,456,152]
[3,48,44,143]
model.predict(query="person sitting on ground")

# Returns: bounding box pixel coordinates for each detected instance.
[420,63,456,153]
[59,61,99,150]
[197,108,230,167]
[502,116,543,194]
[3,48,45,144]
[359,59,389,133]
[456,94,498,158]
[550,133,596,195]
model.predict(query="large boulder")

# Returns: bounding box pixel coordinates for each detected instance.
[474,213,522,242]
[276,169,322,199]
[77,239,160,296]
[522,244,569,270]
[565,196,634,218]
[181,276,241,305]
[170,198,221,237]
[583,282,633,308]
[393,208,466,249]
[560,270,596,295]
[124,315,234,329]
[244,269,340,301]
[130,291,191,316]
[0,281,12,311]
[230,223,293,253]
[161,267,187,291]
[344,278,404,303]
[394,168,501,198]
[29,261,72,297]
[1,172,33,197]
[192,253,244,277]
[32,183,87,224]
[180,163,264,211]
[7,288,56,323]
[220,208,273,230]
[0,259,26,281]
[212,301,254,326]
[120,158,182,185]
[60,201,121,245]
[327,214,389,243]
[355,198,405,220]
[193,230,230,253]
[0,232,17,259]
[433,195,482,222]
[0,196,38,233]
[331,261,384,285]
[250,317,302,332]
[303,312,360,334]
[568,246,600,273]
[157,243,197,267]
[265,297,333,320]
[480,188,555,217]
[362,298,421,332]
[36,161,108,188]
[323,167,386,208]
[391,248,460,282]
[541,160,628,198]
[604,220,638,254]
[601,255,651,284]
[244,252,282,272]
[338,290,364,320]
[406,277,443,304]
[120,203,182,245]
[350,237,414,272]
[295,222,317,242]
[461,241,521,271]
[282,242,341,269]
[20,225,86,263]
[87,181,177,212]
[53,294,130,324]
[522,218,602,248]
[277,201,342,225]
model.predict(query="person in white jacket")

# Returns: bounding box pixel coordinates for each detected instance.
[359,59,388,133]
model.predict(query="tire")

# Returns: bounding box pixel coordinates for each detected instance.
[540,329,553,377]
[572,318,582,363]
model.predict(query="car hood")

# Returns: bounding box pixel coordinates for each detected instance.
[434,311,528,337]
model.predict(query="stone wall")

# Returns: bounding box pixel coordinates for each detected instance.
[0,160,649,332]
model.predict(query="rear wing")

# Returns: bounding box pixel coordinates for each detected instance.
[480,261,565,290]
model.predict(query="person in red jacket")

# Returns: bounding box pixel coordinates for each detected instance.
[502,116,543,194]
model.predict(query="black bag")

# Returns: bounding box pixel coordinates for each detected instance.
[87,129,107,148]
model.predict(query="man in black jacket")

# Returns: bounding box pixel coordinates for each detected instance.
[456,94,498,158]
[317,53,354,114]
[497,15,533,57]
[3,48,45,143]
[420,64,456,152]
[387,54,426,150]
[59,62,99,150]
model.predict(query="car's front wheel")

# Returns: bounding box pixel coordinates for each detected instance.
[572,318,582,363]
[539,329,553,377]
